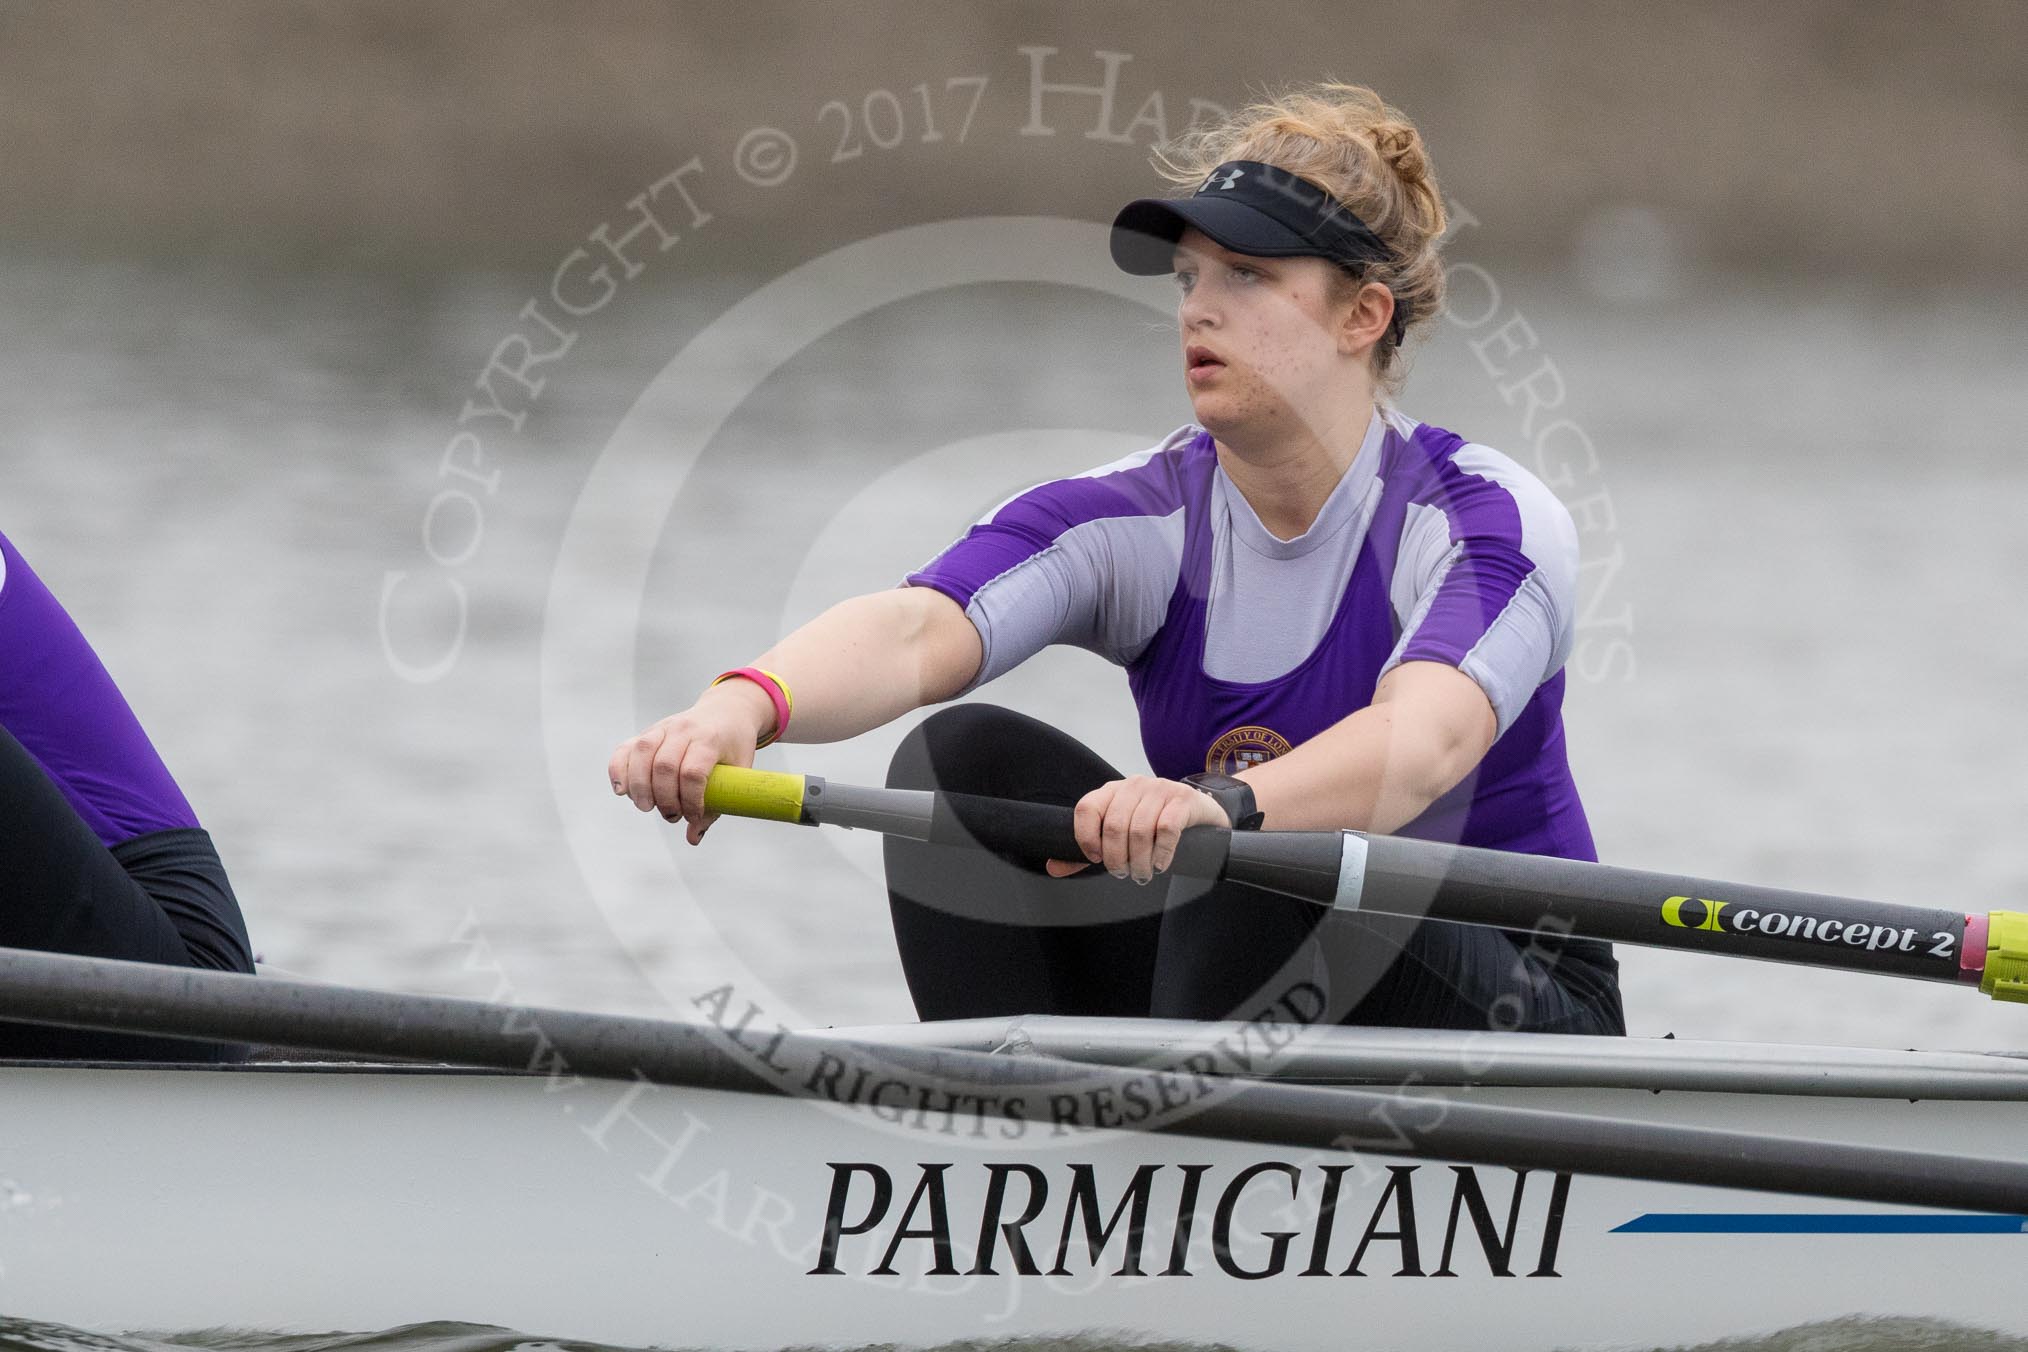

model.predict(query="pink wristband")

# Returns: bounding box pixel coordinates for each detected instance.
[712,667,791,748]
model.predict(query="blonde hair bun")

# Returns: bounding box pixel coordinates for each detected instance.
[1370,120,1431,189]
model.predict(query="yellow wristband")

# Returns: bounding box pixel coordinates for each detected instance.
[755,668,794,720]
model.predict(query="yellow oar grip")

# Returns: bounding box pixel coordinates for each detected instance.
[703,765,808,823]
[1981,910,2028,1004]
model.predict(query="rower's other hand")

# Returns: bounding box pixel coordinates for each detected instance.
[606,684,771,845]
[1048,775,1227,884]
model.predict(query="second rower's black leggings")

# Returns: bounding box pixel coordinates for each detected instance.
[0,723,254,1060]
[886,705,1624,1035]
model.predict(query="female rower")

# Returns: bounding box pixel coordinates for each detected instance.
[0,528,255,1058]
[611,84,1623,1035]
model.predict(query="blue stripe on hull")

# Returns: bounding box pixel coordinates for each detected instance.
[1613,1214,2028,1234]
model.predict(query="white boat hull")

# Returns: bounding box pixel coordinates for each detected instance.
[0,1059,2023,1348]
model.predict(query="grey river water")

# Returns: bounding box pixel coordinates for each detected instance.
[4,250,2028,1350]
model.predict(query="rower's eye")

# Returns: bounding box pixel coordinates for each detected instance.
[1172,269,1197,294]
[1228,264,1261,285]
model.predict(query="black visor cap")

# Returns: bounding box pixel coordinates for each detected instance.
[1110,160,1395,277]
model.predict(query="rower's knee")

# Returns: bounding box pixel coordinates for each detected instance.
[886,704,1029,793]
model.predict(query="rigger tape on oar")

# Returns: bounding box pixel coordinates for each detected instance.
[1982,911,2028,1004]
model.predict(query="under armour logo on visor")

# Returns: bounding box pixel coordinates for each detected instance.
[1200,167,1245,192]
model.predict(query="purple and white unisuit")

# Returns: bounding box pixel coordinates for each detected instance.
[907,408,1594,861]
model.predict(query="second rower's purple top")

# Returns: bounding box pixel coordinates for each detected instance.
[0,529,201,847]
[907,410,1595,861]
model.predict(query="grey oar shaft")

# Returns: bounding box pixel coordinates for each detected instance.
[799,777,1981,986]
[1351,835,1973,983]
[0,945,2020,1215]
[811,781,935,839]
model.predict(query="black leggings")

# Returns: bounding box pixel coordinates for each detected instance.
[885,705,1624,1034]
[0,722,254,1060]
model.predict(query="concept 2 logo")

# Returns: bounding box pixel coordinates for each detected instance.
[1659,895,1727,932]
[1660,896,1958,959]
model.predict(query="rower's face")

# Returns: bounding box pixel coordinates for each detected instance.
[1171,228,1350,443]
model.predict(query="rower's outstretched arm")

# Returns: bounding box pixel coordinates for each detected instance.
[749,587,984,740]
[609,588,981,840]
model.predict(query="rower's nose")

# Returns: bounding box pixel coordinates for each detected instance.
[1178,281,1220,332]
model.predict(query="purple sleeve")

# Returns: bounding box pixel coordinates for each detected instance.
[0,530,201,846]
[1392,479,1533,669]
[906,435,1198,686]
[908,443,1184,605]
[1385,444,1579,733]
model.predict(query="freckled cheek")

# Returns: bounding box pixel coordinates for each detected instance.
[1240,349,1301,396]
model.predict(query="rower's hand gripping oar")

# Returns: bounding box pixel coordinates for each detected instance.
[703,765,2028,1005]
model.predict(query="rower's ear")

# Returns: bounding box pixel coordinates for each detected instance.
[1334,277,1397,358]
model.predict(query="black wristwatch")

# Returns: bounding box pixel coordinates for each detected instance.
[1181,773,1265,831]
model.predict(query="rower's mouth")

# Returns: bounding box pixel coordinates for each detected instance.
[1185,344,1226,373]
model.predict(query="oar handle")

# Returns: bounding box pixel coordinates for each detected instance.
[702,764,1231,873]
[700,765,1097,860]
[702,764,810,823]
